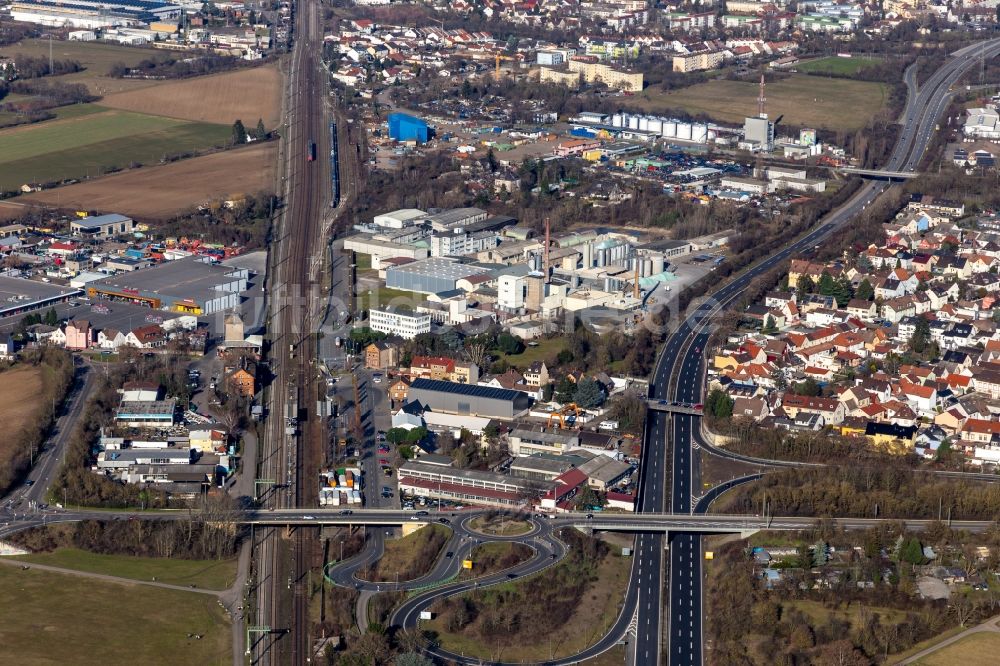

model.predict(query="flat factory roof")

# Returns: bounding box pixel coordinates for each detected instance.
[89,256,247,301]
[0,276,80,317]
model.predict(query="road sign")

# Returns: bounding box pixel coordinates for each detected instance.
[462,559,473,570]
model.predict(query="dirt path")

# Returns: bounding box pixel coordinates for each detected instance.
[0,556,225,596]
[896,614,1000,664]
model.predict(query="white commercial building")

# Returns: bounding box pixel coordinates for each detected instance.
[964,107,1000,139]
[373,208,427,229]
[430,230,499,257]
[369,307,431,339]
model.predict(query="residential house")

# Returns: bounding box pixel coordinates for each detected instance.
[961,419,1000,446]
[389,377,411,403]
[226,368,255,397]
[0,333,14,360]
[365,341,398,370]
[779,393,846,425]
[865,422,917,452]
[97,328,127,350]
[732,396,770,420]
[898,380,937,418]
[125,325,166,349]
[65,320,92,350]
[522,361,550,389]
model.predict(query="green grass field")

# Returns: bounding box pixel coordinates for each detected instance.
[796,56,880,76]
[15,548,237,590]
[0,565,230,665]
[502,336,568,369]
[635,74,887,132]
[916,632,1000,665]
[358,286,425,311]
[0,109,229,189]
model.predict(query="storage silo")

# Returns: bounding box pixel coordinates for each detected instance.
[651,255,666,275]
[582,242,593,268]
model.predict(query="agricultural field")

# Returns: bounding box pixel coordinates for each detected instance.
[636,75,887,132]
[796,56,881,76]
[0,108,229,191]
[0,39,165,95]
[0,365,47,476]
[99,65,282,127]
[0,366,46,432]
[0,565,231,665]
[21,142,277,219]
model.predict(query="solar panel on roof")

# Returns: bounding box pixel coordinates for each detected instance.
[410,378,522,401]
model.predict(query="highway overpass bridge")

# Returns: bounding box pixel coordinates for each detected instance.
[837,167,919,180]
[647,399,703,415]
[239,509,995,535]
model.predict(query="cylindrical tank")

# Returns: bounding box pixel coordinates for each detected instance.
[628,116,640,130]
[598,248,608,267]
[582,242,593,268]
[638,117,650,132]
[663,121,677,138]
[677,123,693,140]
[643,259,653,277]
[651,255,666,275]
[612,113,625,127]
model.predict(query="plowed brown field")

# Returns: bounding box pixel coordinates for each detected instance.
[99,65,282,127]
[20,142,277,219]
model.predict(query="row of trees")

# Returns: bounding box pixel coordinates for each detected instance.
[9,55,82,79]
[10,506,241,560]
[157,191,276,248]
[722,466,1000,521]
[107,54,252,80]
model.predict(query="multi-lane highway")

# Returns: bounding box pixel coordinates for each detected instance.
[649,36,1000,666]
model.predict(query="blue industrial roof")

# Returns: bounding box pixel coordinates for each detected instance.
[410,378,524,402]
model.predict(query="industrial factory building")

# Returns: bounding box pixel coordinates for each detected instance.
[388,113,430,143]
[86,256,250,315]
[407,378,533,420]
[0,276,80,319]
[397,460,557,508]
[385,257,492,295]
[8,0,182,28]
